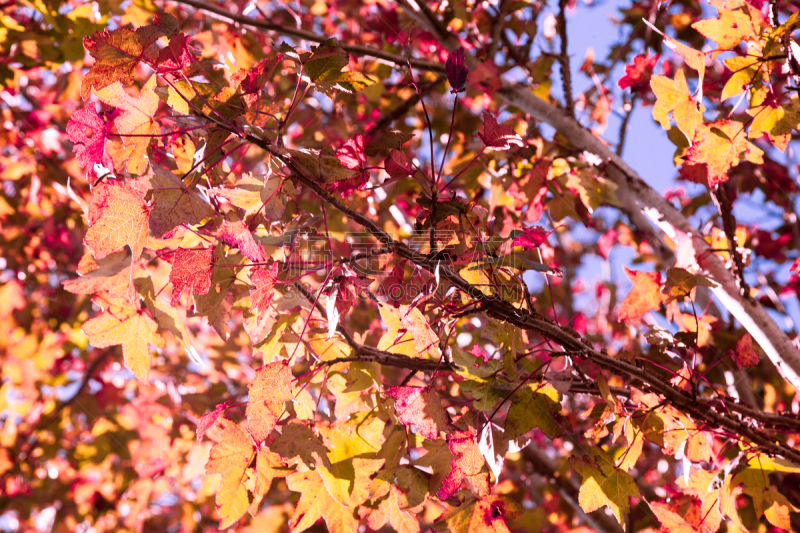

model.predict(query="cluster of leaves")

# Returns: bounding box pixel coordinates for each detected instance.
[2,0,800,532]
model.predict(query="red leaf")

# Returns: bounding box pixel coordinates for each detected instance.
[233,55,282,95]
[384,150,413,179]
[618,53,658,91]
[478,113,523,151]
[196,401,229,442]
[216,219,266,262]
[379,259,407,307]
[169,247,214,306]
[446,47,469,94]
[156,32,193,72]
[598,228,617,259]
[66,107,112,178]
[733,333,761,368]
[333,135,370,196]
[386,386,449,439]
[511,226,553,250]
[470,343,489,363]
[438,425,489,500]
[250,262,279,318]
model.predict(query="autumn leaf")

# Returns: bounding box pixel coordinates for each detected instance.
[211,174,287,220]
[733,333,761,369]
[504,382,567,440]
[365,129,414,156]
[84,179,156,261]
[692,6,765,51]
[206,418,257,529]
[94,75,160,175]
[569,448,640,525]
[62,250,140,302]
[378,304,441,358]
[196,401,229,442]
[249,262,279,332]
[246,361,293,443]
[82,295,165,381]
[433,495,520,533]
[248,449,291,516]
[644,19,705,101]
[618,266,667,321]
[384,150,414,180]
[746,97,800,151]
[684,120,764,186]
[81,25,166,100]
[386,386,450,439]
[281,38,376,94]
[154,32,193,73]
[651,69,704,140]
[438,414,490,500]
[287,469,358,533]
[169,247,214,306]
[446,47,469,94]
[618,52,658,92]
[66,107,112,178]
[147,164,215,237]
[478,113,524,151]
[231,55,283,103]
[367,485,421,533]
[745,485,800,529]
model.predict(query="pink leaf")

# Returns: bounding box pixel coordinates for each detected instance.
[333,135,371,196]
[384,150,413,179]
[169,247,214,306]
[196,401,229,442]
[156,32,193,72]
[511,226,553,250]
[478,113,523,151]
[385,386,449,439]
[66,107,112,177]
[216,220,266,262]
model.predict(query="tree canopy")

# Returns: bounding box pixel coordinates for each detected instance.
[2,0,800,532]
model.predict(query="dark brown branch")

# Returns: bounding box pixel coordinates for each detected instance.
[712,183,751,300]
[557,0,574,117]
[323,346,457,372]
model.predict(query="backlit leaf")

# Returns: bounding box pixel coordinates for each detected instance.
[684,120,764,186]
[206,418,257,529]
[569,448,640,525]
[246,361,293,443]
[386,386,450,440]
[618,266,667,321]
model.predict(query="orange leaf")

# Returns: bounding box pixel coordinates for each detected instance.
[287,468,358,533]
[684,120,764,186]
[85,179,153,261]
[618,266,667,321]
[733,333,761,368]
[386,386,450,440]
[246,361,293,443]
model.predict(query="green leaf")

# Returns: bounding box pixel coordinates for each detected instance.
[504,382,567,440]
[569,448,641,525]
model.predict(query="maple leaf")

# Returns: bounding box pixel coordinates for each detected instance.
[618,266,667,321]
[211,174,287,220]
[246,361,293,443]
[645,20,706,101]
[196,401,229,442]
[155,32,193,72]
[733,333,761,369]
[569,448,641,525]
[649,500,715,533]
[191,250,244,340]
[206,418,257,529]
[94,75,160,175]
[62,250,140,301]
[509,226,553,250]
[746,97,800,151]
[446,47,469,94]
[438,417,490,500]
[618,52,658,91]
[334,135,371,196]
[287,469,358,533]
[365,129,414,156]
[82,294,165,381]
[281,38,376,94]
[248,449,291,516]
[504,382,566,440]
[433,495,520,533]
[232,56,282,104]
[385,150,414,180]
[378,304,441,358]
[684,120,764,186]
[81,25,165,100]
[85,179,156,261]
[386,386,450,439]
[146,164,215,237]
[367,485,421,533]
[66,107,113,178]
[745,485,800,529]
[250,262,279,325]
[216,219,266,262]
[651,69,705,140]
[271,421,332,469]
[692,6,765,50]
[169,247,214,306]
[478,113,524,151]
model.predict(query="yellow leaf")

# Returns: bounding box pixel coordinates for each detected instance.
[651,70,705,140]
[692,7,766,50]
[82,295,165,381]
[205,418,257,529]
[685,120,764,186]
[569,448,641,525]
